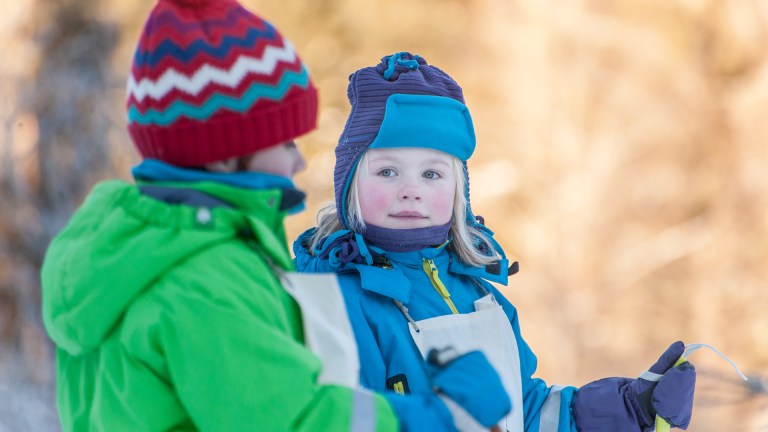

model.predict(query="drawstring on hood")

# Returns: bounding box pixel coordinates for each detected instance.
[315,230,372,266]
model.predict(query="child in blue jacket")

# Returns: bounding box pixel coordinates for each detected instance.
[294,52,696,431]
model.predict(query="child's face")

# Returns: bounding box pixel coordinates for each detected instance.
[246,141,306,178]
[357,147,456,229]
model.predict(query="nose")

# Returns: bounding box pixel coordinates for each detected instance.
[287,141,306,175]
[293,151,306,175]
[399,182,422,201]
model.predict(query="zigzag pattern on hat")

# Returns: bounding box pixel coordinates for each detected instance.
[133,25,278,69]
[128,66,310,125]
[128,17,310,125]
[128,40,299,102]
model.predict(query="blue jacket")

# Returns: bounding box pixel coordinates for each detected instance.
[293,229,580,432]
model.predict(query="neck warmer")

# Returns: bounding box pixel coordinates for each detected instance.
[363,222,451,253]
[132,159,305,213]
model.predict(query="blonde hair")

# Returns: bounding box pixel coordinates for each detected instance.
[309,152,499,267]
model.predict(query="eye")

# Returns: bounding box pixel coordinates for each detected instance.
[378,168,396,177]
[423,170,442,179]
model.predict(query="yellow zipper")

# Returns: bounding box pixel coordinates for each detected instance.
[422,259,459,314]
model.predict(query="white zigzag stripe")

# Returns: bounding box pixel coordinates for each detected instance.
[127,40,297,102]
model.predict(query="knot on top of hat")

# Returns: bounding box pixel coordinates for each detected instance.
[377,52,426,81]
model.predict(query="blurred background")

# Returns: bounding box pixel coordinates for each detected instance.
[1,0,767,430]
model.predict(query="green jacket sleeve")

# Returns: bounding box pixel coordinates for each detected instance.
[121,251,399,432]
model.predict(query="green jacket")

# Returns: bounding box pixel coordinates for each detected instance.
[41,180,398,432]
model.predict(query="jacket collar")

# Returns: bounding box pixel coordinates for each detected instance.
[132,159,306,214]
[132,182,295,272]
[293,229,510,303]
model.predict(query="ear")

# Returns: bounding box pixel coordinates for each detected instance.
[203,157,238,173]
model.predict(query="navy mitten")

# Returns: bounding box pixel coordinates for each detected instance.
[574,341,696,431]
[653,362,696,428]
[631,341,696,429]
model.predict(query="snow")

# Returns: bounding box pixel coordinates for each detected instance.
[0,381,59,432]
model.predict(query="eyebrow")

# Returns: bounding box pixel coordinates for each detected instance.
[367,155,452,168]
[424,158,452,168]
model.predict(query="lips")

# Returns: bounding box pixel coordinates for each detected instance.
[390,211,426,218]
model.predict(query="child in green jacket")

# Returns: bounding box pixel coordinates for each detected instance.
[41,0,510,430]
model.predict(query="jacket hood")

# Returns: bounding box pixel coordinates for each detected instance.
[42,180,290,356]
[293,228,338,273]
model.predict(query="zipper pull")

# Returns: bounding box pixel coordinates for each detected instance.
[423,259,459,314]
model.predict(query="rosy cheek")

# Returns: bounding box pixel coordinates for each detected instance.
[358,183,391,223]
[431,189,455,223]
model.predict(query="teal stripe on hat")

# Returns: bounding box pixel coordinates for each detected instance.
[128,66,310,125]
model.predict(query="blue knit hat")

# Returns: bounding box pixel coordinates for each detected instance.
[334,52,477,228]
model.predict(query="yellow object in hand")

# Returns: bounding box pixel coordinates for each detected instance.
[654,356,688,432]
[654,343,747,432]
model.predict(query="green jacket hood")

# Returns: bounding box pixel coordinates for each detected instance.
[42,180,291,356]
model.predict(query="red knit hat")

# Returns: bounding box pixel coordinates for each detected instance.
[126,0,318,166]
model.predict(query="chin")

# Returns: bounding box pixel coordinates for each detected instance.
[387,219,433,229]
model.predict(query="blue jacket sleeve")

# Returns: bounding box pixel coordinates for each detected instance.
[339,273,458,432]
[383,393,457,432]
[490,285,579,432]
